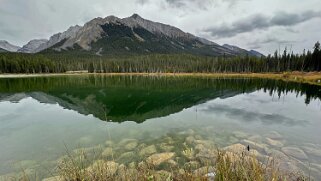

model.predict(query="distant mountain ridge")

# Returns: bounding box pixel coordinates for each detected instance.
[1,14,264,57]
[0,40,21,52]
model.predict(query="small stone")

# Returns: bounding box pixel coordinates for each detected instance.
[282,147,308,160]
[146,152,175,166]
[139,145,157,156]
[266,138,284,148]
[102,147,114,157]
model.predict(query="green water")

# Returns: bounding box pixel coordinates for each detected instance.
[0,75,321,180]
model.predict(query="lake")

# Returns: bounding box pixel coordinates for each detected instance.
[0,75,321,180]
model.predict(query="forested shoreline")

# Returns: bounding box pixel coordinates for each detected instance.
[0,42,320,74]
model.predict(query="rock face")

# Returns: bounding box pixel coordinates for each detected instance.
[18,39,48,53]
[281,147,308,160]
[35,25,82,52]
[0,40,21,52]
[146,152,175,166]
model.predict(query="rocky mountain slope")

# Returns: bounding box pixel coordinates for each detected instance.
[0,40,21,52]
[18,39,48,53]
[1,14,264,57]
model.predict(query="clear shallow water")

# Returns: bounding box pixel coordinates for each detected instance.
[0,75,321,180]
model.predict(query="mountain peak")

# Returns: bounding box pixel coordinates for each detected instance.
[130,13,142,19]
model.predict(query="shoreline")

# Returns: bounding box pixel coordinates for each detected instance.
[0,72,320,86]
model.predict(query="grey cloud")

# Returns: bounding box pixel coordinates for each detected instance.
[247,37,299,49]
[136,0,149,5]
[201,104,308,126]
[204,10,321,38]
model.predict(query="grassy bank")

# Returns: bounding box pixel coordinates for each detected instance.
[0,72,321,86]
[47,148,306,181]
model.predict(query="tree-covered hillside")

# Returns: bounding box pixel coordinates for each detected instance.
[0,42,320,74]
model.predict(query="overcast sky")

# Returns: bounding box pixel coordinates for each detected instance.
[0,0,320,54]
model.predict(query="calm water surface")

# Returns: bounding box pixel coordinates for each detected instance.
[0,75,320,180]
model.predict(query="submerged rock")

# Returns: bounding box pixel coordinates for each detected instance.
[87,160,119,176]
[146,152,175,166]
[102,147,114,157]
[301,146,321,158]
[185,136,195,145]
[118,151,135,163]
[232,131,249,139]
[264,131,283,140]
[265,138,284,147]
[124,141,138,150]
[281,147,308,160]
[240,140,266,153]
[139,145,157,156]
[105,140,114,147]
[159,143,174,152]
[223,143,246,154]
[119,139,137,146]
